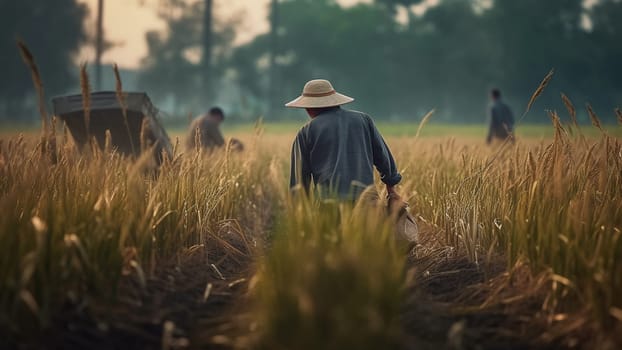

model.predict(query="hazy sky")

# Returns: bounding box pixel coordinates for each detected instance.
[77,0,438,68]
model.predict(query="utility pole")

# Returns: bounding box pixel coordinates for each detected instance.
[268,0,279,117]
[202,0,213,104]
[95,0,104,90]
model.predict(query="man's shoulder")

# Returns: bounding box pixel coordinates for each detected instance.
[189,117,206,130]
[491,101,506,112]
[339,109,374,126]
[189,118,200,128]
[493,100,511,109]
[341,108,370,118]
[310,108,372,128]
[295,120,313,139]
[203,118,219,128]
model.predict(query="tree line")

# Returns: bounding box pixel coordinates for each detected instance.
[2,0,621,123]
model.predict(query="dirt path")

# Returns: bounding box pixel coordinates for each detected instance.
[402,256,537,349]
[400,224,592,350]
[34,244,249,350]
[26,222,591,349]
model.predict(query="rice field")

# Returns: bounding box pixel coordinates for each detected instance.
[1,111,621,349]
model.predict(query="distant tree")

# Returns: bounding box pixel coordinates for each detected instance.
[0,0,87,120]
[268,0,280,116]
[398,0,492,120]
[587,0,622,119]
[230,0,619,123]
[138,0,236,114]
[482,0,589,120]
[375,0,424,13]
[202,0,213,98]
[232,0,402,119]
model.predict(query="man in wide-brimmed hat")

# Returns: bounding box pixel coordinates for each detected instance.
[286,79,403,205]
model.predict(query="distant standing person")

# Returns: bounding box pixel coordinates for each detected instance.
[187,107,243,151]
[486,88,515,144]
[286,79,404,206]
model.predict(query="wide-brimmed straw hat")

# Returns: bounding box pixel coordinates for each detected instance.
[285,79,354,108]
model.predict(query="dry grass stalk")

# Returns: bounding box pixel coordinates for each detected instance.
[547,110,569,153]
[89,134,101,159]
[254,116,265,137]
[560,93,577,127]
[586,103,603,131]
[49,116,58,164]
[140,117,150,152]
[415,108,435,140]
[113,63,136,155]
[615,108,622,125]
[523,69,554,118]
[527,151,536,175]
[16,40,57,162]
[80,63,91,137]
[194,126,201,152]
[16,40,48,133]
[104,129,112,155]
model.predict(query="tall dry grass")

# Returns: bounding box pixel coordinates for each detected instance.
[250,194,406,350]
[1,123,620,346]
[79,63,91,138]
[16,40,56,163]
[0,131,278,334]
[395,117,622,331]
[113,63,136,155]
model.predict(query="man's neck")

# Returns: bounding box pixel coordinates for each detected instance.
[307,106,340,118]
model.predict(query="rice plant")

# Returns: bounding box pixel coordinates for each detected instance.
[250,194,406,350]
[0,131,278,337]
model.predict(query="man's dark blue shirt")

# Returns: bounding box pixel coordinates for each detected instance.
[290,107,402,200]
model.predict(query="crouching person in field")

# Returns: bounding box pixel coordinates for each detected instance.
[186,107,244,152]
[286,79,417,246]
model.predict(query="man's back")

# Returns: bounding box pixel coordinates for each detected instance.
[187,115,225,150]
[291,107,400,199]
[488,100,515,142]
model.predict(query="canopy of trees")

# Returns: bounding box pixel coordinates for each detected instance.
[137,0,237,114]
[0,0,87,121]
[3,0,621,124]
[228,0,622,122]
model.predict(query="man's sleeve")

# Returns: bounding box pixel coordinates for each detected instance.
[367,116,402,186]
[210,127,226,147]
[290,131,312,191]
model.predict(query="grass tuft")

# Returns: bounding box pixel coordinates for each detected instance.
[252,196,406,350]
[113,63,136,156]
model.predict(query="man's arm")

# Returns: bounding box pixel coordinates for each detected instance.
[290,131,311,193]
[210,127,226,147]
[367,116,402,189]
